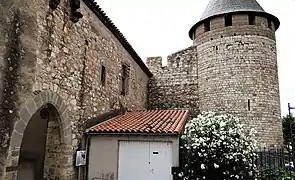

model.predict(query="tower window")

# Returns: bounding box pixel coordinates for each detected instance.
[268,19,273,30]
[204,20,210,32]
[121,64,130,95]
[225,14,232,27]
[100,65,106,85]
[249,15,255,25]
[192,33,195,40]
[248,99,251,111]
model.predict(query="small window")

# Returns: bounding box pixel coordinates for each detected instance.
[249,15,255,25]
[225,14,232,27]
[268,19,272,29]
[121,64,130,95]
[100,65,106,85]
[204,20,210,32]
[192,33,195,40]
[248,99,251,111]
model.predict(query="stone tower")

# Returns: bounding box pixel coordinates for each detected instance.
[148,0,283,147]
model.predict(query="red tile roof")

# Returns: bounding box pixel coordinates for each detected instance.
[87,110,189,135]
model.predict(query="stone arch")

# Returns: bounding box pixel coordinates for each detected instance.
[8,90,72,168]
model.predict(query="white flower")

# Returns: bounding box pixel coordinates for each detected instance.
[214,163,219,169]
[220,121,226,127]
[181,112,257,179]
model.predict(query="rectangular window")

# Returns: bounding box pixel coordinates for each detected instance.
[225,14,232,27]
[121,64,129,95]
[249,15,255,25]
[100,65,106,85]
[204,20,210,32]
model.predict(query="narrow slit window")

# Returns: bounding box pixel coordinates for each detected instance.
[225,14,232,27]
[248,99,251,111]
[121,64,129,95]
[100,65,106,85]
[268,19,272,29]
[249,15,255,25]
[204,20,210,32]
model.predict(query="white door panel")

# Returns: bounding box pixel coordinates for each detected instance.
[149,141,173,180]
[118,141,149,180]
[118,141,173,180]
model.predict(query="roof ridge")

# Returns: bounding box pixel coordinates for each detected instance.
[83,0,152,77]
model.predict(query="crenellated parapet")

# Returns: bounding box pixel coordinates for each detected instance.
[147,46,199,117]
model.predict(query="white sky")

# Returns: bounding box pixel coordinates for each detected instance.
[96,0,295,116]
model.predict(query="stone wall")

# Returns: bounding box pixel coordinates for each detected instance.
[194,13,282,147]
[149,12,283,147]
[197,34,283,147]
[193,14,276,45]
[147,46,199,117]
[0,0,39,179]
[1,0,150,179]
[34,0,150,137]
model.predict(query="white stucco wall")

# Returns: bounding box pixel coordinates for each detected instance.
[87,134,179,180]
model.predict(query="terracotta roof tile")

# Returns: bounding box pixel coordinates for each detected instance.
[87,110,189,135]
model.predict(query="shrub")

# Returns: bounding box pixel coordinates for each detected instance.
[180,112,257,180]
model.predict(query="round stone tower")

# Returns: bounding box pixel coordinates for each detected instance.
[190,0,283,147]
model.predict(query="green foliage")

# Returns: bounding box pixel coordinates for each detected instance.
[282,115,295,148]
[257,168,281,180]
[257,167,295,180]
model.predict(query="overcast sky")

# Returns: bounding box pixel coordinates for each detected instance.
[96,0,295,116]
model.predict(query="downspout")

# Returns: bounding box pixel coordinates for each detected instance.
[78,133,88,180]
[84,133,90,180]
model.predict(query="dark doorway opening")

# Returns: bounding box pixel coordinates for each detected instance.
[17,104,63,180]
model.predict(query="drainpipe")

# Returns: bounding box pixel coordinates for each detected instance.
[78,134,88,180]
[288,103,295,163]
[84,134,90,180]
[77,133,90,180]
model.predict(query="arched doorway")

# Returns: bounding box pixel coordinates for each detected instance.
[7,91,73,180]
[17,104,62,179]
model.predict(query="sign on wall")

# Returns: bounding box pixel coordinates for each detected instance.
[75,150,87,166]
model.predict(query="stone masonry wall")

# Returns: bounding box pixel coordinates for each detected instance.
[196,26,283,147]
[188,13,283,147]
[193,14,276,46]
[147,46,199,117]
[1,0,150,179]
[1,0,39,178]
[34,0,150,137]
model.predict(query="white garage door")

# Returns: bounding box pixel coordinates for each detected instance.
[118,141,173,180]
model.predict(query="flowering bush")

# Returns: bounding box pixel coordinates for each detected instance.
[180,112,257,180]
